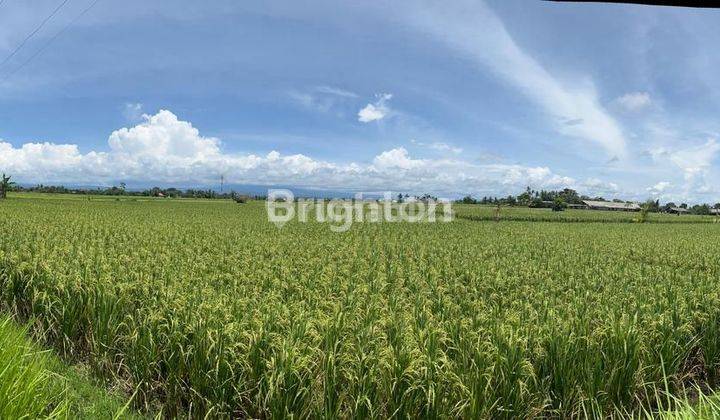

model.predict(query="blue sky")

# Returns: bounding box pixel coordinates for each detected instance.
[1,0,720,202]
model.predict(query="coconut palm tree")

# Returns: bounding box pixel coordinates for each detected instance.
[0,173,15,199]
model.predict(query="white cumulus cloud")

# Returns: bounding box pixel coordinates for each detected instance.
[109,110,221,159]
[373,147,424,170]
[0,109,585,197]
[358,93,392,123]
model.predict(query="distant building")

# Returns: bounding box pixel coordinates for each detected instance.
[567,203,588,210]
[667,207,689,215]
[582,200,641,212]
[710,208,720,215]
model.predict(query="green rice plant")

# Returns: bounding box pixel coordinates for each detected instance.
[659,391,720,419]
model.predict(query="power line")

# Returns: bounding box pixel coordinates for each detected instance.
[0,0,102,83]
[0,0,71,69]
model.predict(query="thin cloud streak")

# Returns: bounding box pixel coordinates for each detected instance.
[396,0,627,157]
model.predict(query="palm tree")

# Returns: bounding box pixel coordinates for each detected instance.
[0,173,15,199]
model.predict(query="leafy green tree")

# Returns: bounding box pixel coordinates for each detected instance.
[558,188,581,205]
[551,197,567,212]
[691,204,711,216]
[517,186,533,205]
[662,202,677,213]
[643,199,660,213]
[0,173,15,199]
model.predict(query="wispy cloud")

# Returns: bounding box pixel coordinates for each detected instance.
[314,86,358,98]
[410,139,463,154]
[647,181,671,195]
[615,92,651,112]
[646,138,720,197]
[289,86,359,113]
[122,102,144,122]
[583,178,619,194]
[648,139,720,179]
[399,0,627,157]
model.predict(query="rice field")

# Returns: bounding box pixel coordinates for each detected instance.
[2,193,720,418]
[453,204,720,224]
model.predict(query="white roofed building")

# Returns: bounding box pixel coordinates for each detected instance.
[582,200,641,212]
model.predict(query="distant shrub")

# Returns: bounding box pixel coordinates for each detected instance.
[234,194,250,204]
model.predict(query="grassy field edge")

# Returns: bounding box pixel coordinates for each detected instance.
[0,313,148,419]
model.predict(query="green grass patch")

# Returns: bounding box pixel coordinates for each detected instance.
[0,314,148,419]
[0,315,67,418]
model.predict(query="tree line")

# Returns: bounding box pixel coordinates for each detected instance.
[457,187,720,215]
[3,179,262,201]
